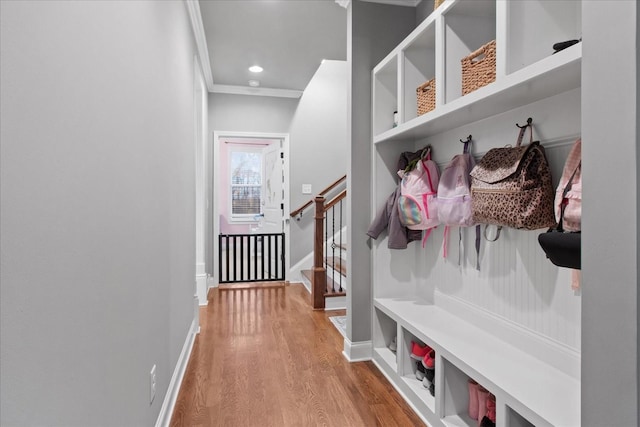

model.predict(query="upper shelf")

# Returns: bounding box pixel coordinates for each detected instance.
[374,43,581,144]
[372,0,582,144]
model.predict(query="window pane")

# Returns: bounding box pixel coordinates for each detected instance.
[231,185,261,215]
[231,151,262,185]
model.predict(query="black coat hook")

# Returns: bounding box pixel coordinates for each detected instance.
[460,135,472,143]
[516,117,533,128]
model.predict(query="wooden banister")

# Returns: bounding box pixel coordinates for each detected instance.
[290,175,346,218]
[312,196,327,310]
[323,189,347,212]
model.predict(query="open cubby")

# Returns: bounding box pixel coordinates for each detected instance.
[441,359,482,427]
[442,0,496,104]
[372,307,398,371]
[506,406,536,427]
[373,55,399,137]
[400,328,435,411]
[505,0,581,75]
[402,22,437,124]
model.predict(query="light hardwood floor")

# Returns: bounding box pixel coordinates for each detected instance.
[170,283,425,426]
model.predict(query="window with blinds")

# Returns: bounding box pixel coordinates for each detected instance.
[230,149,262,218]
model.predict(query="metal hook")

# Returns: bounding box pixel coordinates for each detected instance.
[516,117,533,128]
[460,135,472,143]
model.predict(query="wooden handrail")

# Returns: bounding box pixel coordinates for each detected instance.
[289,175,346,218]
[323,189,347,212]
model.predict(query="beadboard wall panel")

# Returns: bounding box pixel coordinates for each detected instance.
[411,88,582,352]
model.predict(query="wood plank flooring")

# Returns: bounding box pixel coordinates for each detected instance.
[170,283,425,427]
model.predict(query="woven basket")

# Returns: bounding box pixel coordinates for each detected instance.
[434,0,445,10]
[416,78,436,116]
[461,40,496,96]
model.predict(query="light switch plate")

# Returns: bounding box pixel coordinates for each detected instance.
[302,184,312,194]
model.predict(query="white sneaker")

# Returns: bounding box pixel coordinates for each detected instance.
[389,336,397,353]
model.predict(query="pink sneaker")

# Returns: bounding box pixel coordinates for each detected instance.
[421,349,436,369]
[410,341,432,360]
[477,386,489,427]
[486,393,496,423]
[468,379,479,420]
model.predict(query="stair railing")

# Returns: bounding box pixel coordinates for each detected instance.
[312,189,347,310]
[289,175,346,220]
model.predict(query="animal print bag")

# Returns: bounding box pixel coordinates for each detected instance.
[470,124,556,231]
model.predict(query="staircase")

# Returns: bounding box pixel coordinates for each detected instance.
[300,244,347,310]
[290,175,347,310]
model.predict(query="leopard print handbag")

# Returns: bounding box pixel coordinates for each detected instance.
[469,125,556,231]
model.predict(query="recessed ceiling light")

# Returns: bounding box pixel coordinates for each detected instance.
[248,80,260,87]
[249,65,263,73]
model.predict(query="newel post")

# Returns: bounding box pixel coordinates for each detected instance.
[312,196,326,310]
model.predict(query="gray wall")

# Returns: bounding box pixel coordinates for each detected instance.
[0,1,197,425]
[347,1,416,342]
[208,93,299,133]
[289,60,348,267]
[206,93,299,275]
[582,1,638,425]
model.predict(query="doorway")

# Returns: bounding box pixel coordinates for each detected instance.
[212,132,290,286]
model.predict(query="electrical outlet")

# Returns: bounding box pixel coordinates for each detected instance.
[149,364,157,404]
[302,184,312,194]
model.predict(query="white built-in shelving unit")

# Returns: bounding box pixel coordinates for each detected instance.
[369,1,582,426]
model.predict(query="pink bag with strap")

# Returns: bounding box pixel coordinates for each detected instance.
[555,138,581,232]
[397,147,440,245]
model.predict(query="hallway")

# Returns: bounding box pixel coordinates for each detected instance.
[170,284,423,426]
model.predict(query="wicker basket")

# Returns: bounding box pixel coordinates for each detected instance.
[434,0,445,10]
[461,40,496,96]
[416,78,436,116]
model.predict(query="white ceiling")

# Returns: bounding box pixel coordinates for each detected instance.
[198,0,348,95]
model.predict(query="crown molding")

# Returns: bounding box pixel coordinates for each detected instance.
[185,0,214,91]
[211,84,303,99]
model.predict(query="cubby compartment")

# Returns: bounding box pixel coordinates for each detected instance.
[400,328,435,411]
[443,0,496,104]
[372,307,398,371]
[441,359,491,427]
[373,55,399,136]
[402,22,437,123]
[506,406,536,427]
[505,0,581,75]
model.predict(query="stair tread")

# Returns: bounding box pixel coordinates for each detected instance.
[325,275,346,297]
[324,256,347,277]
[301,269,345,297]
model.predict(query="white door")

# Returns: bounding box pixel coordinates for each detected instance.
[261,140,284,280]
[262,140,284,234]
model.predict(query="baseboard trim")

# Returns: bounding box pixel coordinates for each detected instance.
[196,273,208,306]
[342,338,372,362]
[154,319,198,427]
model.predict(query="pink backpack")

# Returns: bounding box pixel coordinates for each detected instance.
[437,139,475,227]
[555,138,581,231]
[397,147,440,245]
[437,138,480,268]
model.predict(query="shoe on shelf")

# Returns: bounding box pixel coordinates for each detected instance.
[421,349,436,369]
[389,336,397,353]
[423,368,434,384]
[410,341,432,360]
[422,375,431,388]
[429,382,435,397]
[468,379,479,420]
[416,361,426,380]
[477,385,489,426]
[485,393,496,424]
[479,416,495,427]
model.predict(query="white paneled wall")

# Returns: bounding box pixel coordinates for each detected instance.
[409,89,581,353]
